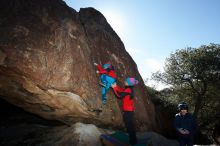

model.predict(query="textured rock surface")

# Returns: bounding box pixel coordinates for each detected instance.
[0,0,155,129]
[38,123,103,146]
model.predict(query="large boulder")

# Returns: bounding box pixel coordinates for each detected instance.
[40,122,102,146]
[0,0,155,130]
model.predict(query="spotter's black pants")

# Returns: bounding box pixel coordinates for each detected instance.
[123,111,137,145]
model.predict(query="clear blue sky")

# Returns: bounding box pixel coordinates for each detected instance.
[64,0,220,89]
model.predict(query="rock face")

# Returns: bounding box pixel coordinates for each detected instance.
[39,123,103,146]
[0,0,155,130]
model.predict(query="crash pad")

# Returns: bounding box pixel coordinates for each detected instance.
[100,131,146,146]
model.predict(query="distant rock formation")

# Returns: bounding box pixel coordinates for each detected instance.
[0,0,155,130]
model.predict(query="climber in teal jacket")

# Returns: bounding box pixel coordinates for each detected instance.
[94,62,116,106]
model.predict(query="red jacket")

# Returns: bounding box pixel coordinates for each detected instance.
[96,64,116,78]
[113,85,134,111]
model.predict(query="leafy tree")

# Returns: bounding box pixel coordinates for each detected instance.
[152,44,220,119]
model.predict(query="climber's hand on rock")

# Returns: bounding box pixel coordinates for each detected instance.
[111,83,117,88]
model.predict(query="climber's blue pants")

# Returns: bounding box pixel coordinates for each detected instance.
[100,74,116,105]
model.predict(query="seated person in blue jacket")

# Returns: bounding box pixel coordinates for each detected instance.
[174,102,197,146]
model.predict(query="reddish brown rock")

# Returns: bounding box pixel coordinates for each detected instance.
[0,0,156,130]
